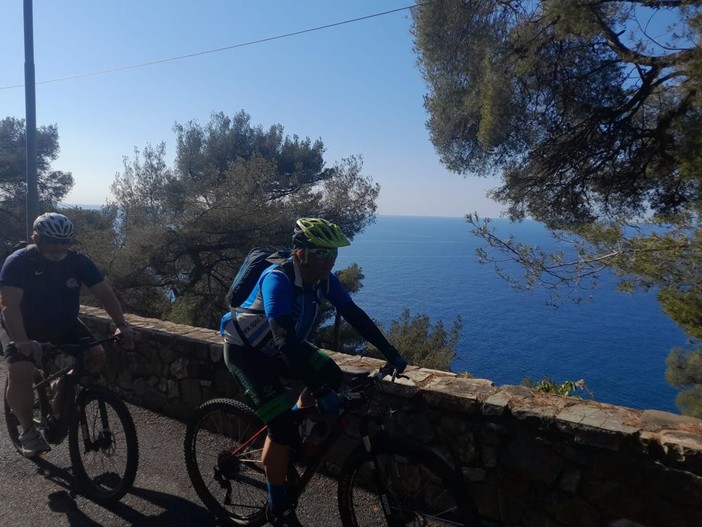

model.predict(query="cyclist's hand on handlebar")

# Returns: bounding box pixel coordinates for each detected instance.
[315,389,344,415]
[15,339,41,358]
[391,355,408,374]
[114,323,135,350]
[384,346,407,375]
[14,340,41,366]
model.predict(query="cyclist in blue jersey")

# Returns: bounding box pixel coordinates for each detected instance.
[0,213,134,457]
[220,217,407,527]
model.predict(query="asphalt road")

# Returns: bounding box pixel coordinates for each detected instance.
[0,369,342,527]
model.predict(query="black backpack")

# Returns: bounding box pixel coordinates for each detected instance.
[225,247,292,308]
[1,241,40,271]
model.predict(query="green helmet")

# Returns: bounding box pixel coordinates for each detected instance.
[292,218,350,248]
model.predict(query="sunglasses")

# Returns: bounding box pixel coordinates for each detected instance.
[40,236,72,245]
[307,247,338,259]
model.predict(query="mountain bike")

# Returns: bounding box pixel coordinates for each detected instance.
[184,363,482,526]
[4,335,139,502]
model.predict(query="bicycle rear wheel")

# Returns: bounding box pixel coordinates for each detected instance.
[338,437,482,526]
[68,387,139,502]
[184,398,276,526]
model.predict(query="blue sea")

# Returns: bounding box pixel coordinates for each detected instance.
[335,215,688,413]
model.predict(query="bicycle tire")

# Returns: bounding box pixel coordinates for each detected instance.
[4,372,49,453]
[185,398,299,527]
[338,436,482,526]
[68,387,139,502]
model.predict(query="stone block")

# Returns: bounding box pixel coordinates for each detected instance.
[657,429,702,460]
[209,343,223,363]
[397,413,435,443]
[142,386,168,410]
[158,347,177,363]
[194,344,209,361]
[213,369,236,397]
[422,376,495,413]
[512,403,560,424]
[639,410,702,432]
[548,495,601,527]
[483,392,510,416]
[167,379,179,399]
[502,437,565,485]
[187,360,215,379]
[133,377,146,396]
[117,368,133,389]
[496,472,537,524]
[559,466,581,494]
[181,378,202,407]
[644,459,702,505]
[170,358,189,380]
[483,445,498,468]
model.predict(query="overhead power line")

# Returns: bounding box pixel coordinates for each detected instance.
[1,4,423,90]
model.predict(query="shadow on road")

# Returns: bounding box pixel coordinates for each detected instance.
[31,456,220,526]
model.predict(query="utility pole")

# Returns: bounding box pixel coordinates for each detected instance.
[24,0,39,240]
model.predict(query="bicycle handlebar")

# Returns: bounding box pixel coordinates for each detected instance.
[41,334,121,355]
[374,362,409,382]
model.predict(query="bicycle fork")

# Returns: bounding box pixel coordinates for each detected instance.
[78,390,113,454]
[359,423,406,527]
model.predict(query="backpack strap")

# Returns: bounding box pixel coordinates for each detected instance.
[233,262,295,315]
[21,244,42,275]
[230,261,296,350]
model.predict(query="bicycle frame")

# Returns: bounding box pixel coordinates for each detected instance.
[228,395,384,504]
[34,335,119,441]
[5,333,139,503]
[292,405,348,495]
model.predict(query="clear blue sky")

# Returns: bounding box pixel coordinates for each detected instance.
[0,1,503,218]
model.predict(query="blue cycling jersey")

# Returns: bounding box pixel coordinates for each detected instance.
[221,258,352,354]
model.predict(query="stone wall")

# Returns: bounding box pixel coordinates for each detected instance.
[82,306,702,527]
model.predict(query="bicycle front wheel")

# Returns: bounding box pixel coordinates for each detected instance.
[338,437,482,526]
[68,387,139,502]
[184,398,271,526]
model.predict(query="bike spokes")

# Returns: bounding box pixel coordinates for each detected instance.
[184,399,272,525]
[69,389,139,502]
[347,453,468,526]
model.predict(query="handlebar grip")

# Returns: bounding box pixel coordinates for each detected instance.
[377,362,398,380]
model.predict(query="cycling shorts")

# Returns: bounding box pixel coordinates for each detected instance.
[224,341,342,446]
[1,318,95,365]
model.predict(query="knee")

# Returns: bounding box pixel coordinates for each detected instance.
[305,344,343,390]
[8,361,34,384]
[85,345,106,372]
[267,411,300,449]
[319,357,343,390]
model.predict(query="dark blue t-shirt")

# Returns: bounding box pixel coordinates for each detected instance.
[0,247,103,339]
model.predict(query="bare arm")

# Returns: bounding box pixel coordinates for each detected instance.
[89,281,134,349]
[0,285,40,357]
[1,286,29,342]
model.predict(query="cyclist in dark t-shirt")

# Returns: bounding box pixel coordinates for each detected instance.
[220,218,407,527]
[0,213,134,458]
